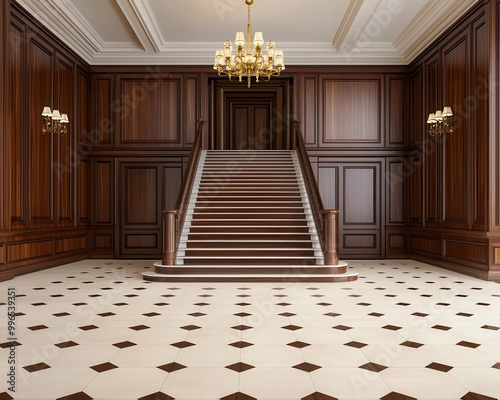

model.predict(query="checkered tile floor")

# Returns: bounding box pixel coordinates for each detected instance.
[1,259,499,399]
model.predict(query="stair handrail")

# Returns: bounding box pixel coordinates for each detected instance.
[163,119,206,265]
[292,119,339,265]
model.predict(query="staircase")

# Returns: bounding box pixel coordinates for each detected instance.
[143,150,358,282]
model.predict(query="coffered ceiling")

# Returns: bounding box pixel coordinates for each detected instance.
[16,0,478,65]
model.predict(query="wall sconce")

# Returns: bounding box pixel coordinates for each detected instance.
[427,107,453,136]
[42,107,69,136]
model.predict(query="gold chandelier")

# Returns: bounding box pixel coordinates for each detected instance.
[213,0,285,88]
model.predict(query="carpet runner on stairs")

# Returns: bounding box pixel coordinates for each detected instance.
[143,150,358,282]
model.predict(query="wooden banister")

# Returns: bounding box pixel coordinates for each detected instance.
[162,119,206,265]
[292,119,339,265]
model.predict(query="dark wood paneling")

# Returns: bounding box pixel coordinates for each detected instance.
[185,75,199,145]
[55,236,86,254]
[301,75,318,146]
[77,157,89,225]
[92,159,114,225]
[318,165,339,210]
[124,166,158,225]
[472,16,489,230]
[343,166,378,226]
[125,234,157,249]
[77,69,90,148]
[8,240,53,263]
[0,245,5,268]
[55,54,74,225]
[410,66,423,145]
[162,165,183,210]
[8,19,24,225]
[344,234,376,249]
[386,76,406,146]
[120,78,181,144]
[410,236,441,256]
[91,76,113,146]
[322,78,381,145]
[29,34,54,224]
[444,240,487,266]
[407,152,423,225]
[442,30,469,229]
[424,54,440,227]
[387,160,404,225]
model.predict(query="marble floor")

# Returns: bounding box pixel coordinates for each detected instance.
[0,259,499,400]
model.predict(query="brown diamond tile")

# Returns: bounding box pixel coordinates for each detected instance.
[359,362,387,373]
[79,325,99,331]
[138,392,174,400]
[400,341,424,349]
[229,341,254,349]
[457,341,480,349]
[492,363,500,370]
[72,302,87,306]
[324,312,341,317]
[282,324,303,331]
[234,312,252,317]
[432,325,451,331]
[56,392,93,400]
[436,302,450,306]
[225,362,255,373]
[161,294,176,298]
[237,287,251,290]
[50,294,64,298]
[55,341,79,349]
[317,302,332,306]
[369,312,384,317]
[154,302,169,306]
[302,393,338,400]
[237,294,251,298]
[412,312,429,317]
[344,341,367,349]
[157,362,187,373]
[357,302,372,306]
[170,341,195,349]
[287,341,311,348]
[426,362,453,372]
[332,325,352,331]
[113,302,128,306]
[481,325,500,331]
[456,312,473,317]
[383,325,402,331]
[181,325,201,331]
[32,302,46,306]
[129,325,150,331]
[24,362,51,373]
[0,393,13,400]
[235,302,251,307]
[311,294,325,297]
[97,312,115,317]
[188,312,206,317]
[0,341,21,348]
[220,392,256,400]
[28,325,48,331]
[396,302,410,306]
[461,393,497,400]
[231,325,252,331]
[276,302,291,306]
[113,341,136,349]
[279,312,296,317]
[380,392,417,400]
[194,302,210,306]
[124,294,138,298]
[143,312,161,317]
[91,362,118,372]
[53,312,71,317]
[199,294,213,298]
[293,362,321,372]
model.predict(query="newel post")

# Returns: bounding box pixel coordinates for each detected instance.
[162,210,178,265]
[324,210,340,265]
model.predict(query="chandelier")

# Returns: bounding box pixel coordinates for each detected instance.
[213,0,285,88]
[427,107,453,136]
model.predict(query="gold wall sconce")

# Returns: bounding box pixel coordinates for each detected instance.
[427,107,453,136]
[42,107,69,136]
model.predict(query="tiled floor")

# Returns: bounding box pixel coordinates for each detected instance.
[1,259,499,400]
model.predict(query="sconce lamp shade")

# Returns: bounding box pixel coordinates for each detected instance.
[51,109,62,120]
[60,114,69,123]
[442,107,453,117]
[42,107,52,117]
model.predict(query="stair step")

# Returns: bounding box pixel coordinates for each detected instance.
[187,233,313,240]
[184,240,315,248]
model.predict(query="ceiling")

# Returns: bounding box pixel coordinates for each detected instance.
[16,0,478,65]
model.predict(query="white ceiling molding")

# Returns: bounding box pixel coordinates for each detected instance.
[14,0,479,66]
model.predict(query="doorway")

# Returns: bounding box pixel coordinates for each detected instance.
[210,78,292,150]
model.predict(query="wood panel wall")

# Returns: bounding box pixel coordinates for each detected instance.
[0,1,90,280]
[408,0,500,280]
